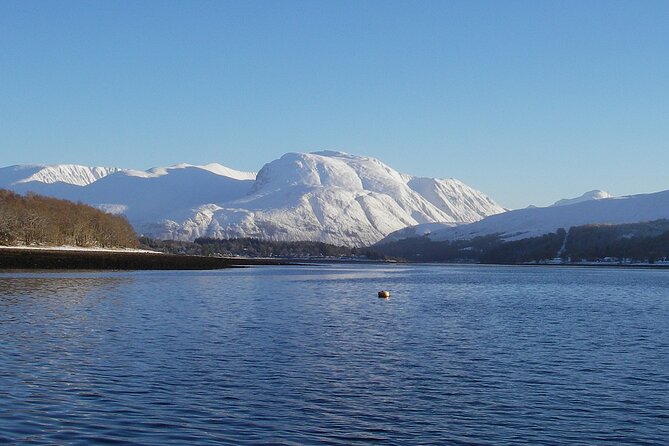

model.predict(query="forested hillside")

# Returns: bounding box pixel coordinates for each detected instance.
[375,220,669,264]
[0,189,138,248]
[564,220,669,262]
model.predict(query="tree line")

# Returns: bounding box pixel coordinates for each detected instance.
[0,189,138,248]
[139,236,387,259]
[565,220,669,263]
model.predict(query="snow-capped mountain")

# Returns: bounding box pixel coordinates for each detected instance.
[157,152,505,246]
[551,190,613,207]
[0,164,124,187]
[0,152,504,247]
[380,189,669,244]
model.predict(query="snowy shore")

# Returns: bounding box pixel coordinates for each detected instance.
[0,245,161,254]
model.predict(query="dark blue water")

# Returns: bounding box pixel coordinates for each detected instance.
[1,264,668,445]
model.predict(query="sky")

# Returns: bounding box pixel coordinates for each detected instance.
[1,0,668,209]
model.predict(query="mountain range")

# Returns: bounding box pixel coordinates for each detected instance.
[0,152,505,247]
[3,152,667,248]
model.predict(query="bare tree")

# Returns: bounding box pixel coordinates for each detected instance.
[0,189,138,248]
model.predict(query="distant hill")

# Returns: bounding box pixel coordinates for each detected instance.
[0,189,138,248]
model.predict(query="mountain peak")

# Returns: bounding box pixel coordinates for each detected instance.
[552,190,613,207]
[254,152,365,191]
[310,150,349,157]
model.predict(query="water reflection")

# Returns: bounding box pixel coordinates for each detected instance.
[0,275,132,302]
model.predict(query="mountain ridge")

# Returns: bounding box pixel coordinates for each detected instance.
[380,189,669,245]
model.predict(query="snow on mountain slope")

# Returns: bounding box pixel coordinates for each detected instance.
[0,164,123,187]
[408,177,507,222]
[81,167,255,225]
[151,152,506,246]
[381,188,614,244]
[123,163,256,180]
[2,152,505,247]
[551,190,613,207]
[381,189,669,244]
[0,162,255,186]
[197,163,256,180]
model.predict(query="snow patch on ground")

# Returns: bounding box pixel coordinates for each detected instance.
[0,245,161,253]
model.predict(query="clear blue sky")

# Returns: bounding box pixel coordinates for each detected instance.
[1,0,668,209]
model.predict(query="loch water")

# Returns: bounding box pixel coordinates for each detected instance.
[0,264,668,445]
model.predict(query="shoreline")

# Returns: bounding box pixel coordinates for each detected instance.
[395,261,669,270]
[0,247,295,270]
[3,246,666,271]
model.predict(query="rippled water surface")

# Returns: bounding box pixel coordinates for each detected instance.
[1,264,668,444]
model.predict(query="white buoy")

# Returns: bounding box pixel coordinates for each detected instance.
[378,290,390,298]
